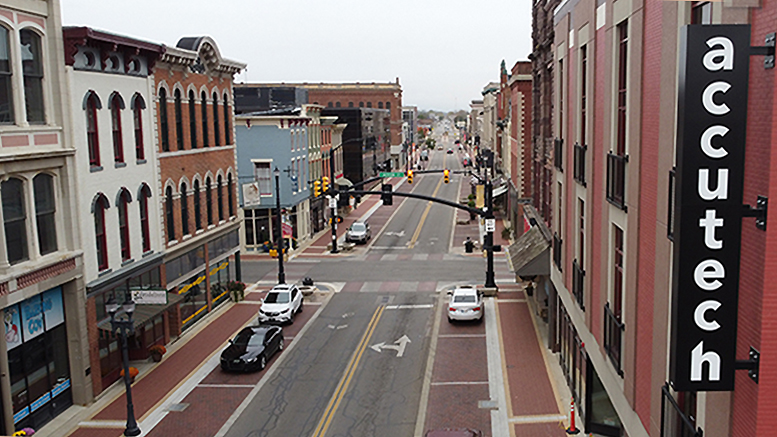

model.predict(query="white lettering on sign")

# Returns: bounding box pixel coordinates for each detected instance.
[703,37,735,71]
[691,341,721,381]
[694,300,722,331]
[694,259,725,291]
[700,125,729,158]
[698,169,729,200]
[702,82,731,115]
[699,209,724,249]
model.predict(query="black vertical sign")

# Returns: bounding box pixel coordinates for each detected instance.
[670,25,750,392]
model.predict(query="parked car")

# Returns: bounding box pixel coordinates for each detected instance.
[258,284,303,324]
[421,150,429,161]
[346,222,372,244]
[447,286,483,323]
[425,429,483,437]
[437,146,443,150]
[220,325,283,372]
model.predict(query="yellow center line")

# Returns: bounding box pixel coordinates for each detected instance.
[408,174,445,249]
[312,305,386,437]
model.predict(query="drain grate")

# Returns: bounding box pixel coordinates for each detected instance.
[167,403,190,412]
[377,295,394,305]
[478,400,498,410]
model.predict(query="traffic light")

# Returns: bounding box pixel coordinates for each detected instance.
[322,176,330,193]
[443,169,450,184]
[328,216,343,224]
[381,184,393,206]
[407,170,413,184]
[313,180,321,197]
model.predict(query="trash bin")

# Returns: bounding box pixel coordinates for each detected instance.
[464,238,475,253]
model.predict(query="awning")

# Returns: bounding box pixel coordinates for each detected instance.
[492,184,508,198]
[98,292,185,331]
[505,225,551,277]
[335,176,353,187]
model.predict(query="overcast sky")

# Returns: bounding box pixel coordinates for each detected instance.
[60,0,532,111]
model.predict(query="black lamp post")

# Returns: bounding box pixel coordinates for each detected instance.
[274,167,285,284]
[106,297,141,437]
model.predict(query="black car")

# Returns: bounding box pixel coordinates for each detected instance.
[220,325,283,372]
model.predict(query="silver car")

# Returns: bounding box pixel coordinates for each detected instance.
[346,222,371,244]
[447,286,483,323]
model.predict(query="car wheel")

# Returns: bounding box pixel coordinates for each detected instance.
[297,300,303,313]
[447,317,453,324]
[278,338,284,351]
[259,354,266,370]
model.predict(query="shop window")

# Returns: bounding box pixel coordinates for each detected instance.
[194,180,202,231]
[586,362,623,435]
[181,182,189,236]
[132,94,145,160]
[206,177,213,225]
[86,92,101,167]
[159,88,169,152]
[245,209,255,246]
[165,186,175,242]
[180,270,208,328]
[0,26,14,123]
[94,194,109,270]
[110,93,124,163]
[34,174,57,255]
[189,90,197,149]
[201,91,209,147]
[174,89,184,151]
[227,173,234,217]
[217,175,224,221]
[20,29,44,123]
[223,92,231,145]
[118,189,131,261]
[213,92,220,147]
[139,184,151,252]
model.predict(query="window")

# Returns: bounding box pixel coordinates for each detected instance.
[255,162,272,195]
[118,190,131,261]
[613,225,624,319]
[223,92,231,145]
[217,175,224,221]
[668,169,676,240]
[348,102,353,108]
[110,94,124,163]
[174,89,184,151]
[181,182,189,236]
[139,185,151,253]
[578,199,585,266]
[193,180,202,231]
[0,26,13,123]
[94,194,109,270]
[378,102,383,109]
[20,29,44,123]
[133,95,145,160]
[580,45,587,145]
[34,174,57,255]
[227,174,234,217]
[335,101,341,108]
[205,177,213,226]
[386,102,391,110]
[165,186,175,242]
[359,102,364,108]
[159,88,169,152]
[213,92,220,147]
[189,90,197,149]
[616,21,628,156]
[86,93,100,167]
[559,58,564,137]
[201,91,209,147]
[327,102,333,108]
[366,102,372,108]
[3,178,28,264]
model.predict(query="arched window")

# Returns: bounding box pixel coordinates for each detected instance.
[20,29,44,123]
[327,102,333,108]
[223,92,231,145]
[227,174,234,217]
[386,102,391,110]
[139,184,151,253]
[159,88,169,152]
[0,26,14,124]
[201,91,209,147]
[359,102,364,108]
[34,174,57,255]
[213,92,221,147]
[335,101,341,108]
[93,194,109,270]
[348,102,353,108]
[378,102,383,109]
[193,180,202,231]
[217,175,224,221]
[86,93,100,167]
[174,89,184,151]
[180,182,189,236]
[205,177,213,225]
[118,189,131,261]
[165,186,175,242]
[189,90,197,149]
[132,94,145,160]
[110,94,124,163]
[2,178,28,264]
[366,102,372,108]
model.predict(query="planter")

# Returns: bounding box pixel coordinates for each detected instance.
[151,352,163,362]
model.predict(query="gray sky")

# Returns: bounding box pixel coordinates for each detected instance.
[60,0,532,111]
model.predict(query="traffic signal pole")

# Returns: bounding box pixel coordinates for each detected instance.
[329,152,339,254]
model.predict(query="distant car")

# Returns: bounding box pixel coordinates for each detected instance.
[220,325,283,372]
[425,429,483,437]
[447,148,454,154]
[421,150,429,161]
[447,286,483,323]
[258,284,303,324]
[437,146,443,150]
[346,222,371,243]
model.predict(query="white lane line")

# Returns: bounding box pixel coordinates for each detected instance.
[197,384,255,389]
[78,420,126,428]
[430,381,489,386]
[384,304,434,309]
[485,297,510,437]
[497,299,527,303]
[508,414,568,424]
[438,334,486,338]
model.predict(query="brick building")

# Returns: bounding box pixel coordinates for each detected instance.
[520,0,777,435]
[504,61,533,233]
[154,37,245,337]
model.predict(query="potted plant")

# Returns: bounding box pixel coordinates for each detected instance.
[227,280,246,302]
[501,226,512,241]
[149,345,167,362]
[120,366,139,383]
[467,199,477,221]
[13,428,35,436]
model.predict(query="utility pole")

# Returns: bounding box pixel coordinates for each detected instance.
[329,148,339,254]
[274,167,285,284]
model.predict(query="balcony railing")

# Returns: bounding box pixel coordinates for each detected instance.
[606,152,628,211]
[604,302,625,377]
[660,383,703,437]
[553,233,562,272]
[572,259,585,311]
[573,143,587,186]
[554,138,563,171]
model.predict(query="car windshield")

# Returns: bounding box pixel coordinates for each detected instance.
[233,329,264,347]
[265,291,290,303]
[350,223,366,232]
[453,295,477,303]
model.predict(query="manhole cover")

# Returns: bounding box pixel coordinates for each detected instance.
[377,295,394,304]
[167,403,189,412]
[478,400,498,410]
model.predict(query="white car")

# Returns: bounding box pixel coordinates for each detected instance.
[447,286,483,323]
[258,284,303,324]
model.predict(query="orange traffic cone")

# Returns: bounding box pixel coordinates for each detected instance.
[566,399,580,434]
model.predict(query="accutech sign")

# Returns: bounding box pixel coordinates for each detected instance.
[670,25,750,392]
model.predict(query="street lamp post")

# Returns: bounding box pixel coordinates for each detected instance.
[274,167,285,284]
[106,297,141,437]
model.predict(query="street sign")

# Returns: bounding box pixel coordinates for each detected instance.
[485,218,496,232]
[329,197,337,208]
[379,172,405,178]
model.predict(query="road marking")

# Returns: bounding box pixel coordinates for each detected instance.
[385,304,434,309]
[78,420,126,428]
[413,290,445,437]
[438,334,486,338]
[312,305,385,437]
[370,335,411,357]
[497,299,527,303]
[197,384,255,389]
[508,414,568,424]
[408,175,445,249]
[430,381,489,386]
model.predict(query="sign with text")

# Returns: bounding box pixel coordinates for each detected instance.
[131,289,168,305]
[669,25,750,391]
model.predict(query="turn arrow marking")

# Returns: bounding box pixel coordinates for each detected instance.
[370,335,411,357]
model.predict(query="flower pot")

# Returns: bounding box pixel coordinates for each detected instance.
[151,352,163,362]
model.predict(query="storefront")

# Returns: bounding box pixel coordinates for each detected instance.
[6,287,72,431]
